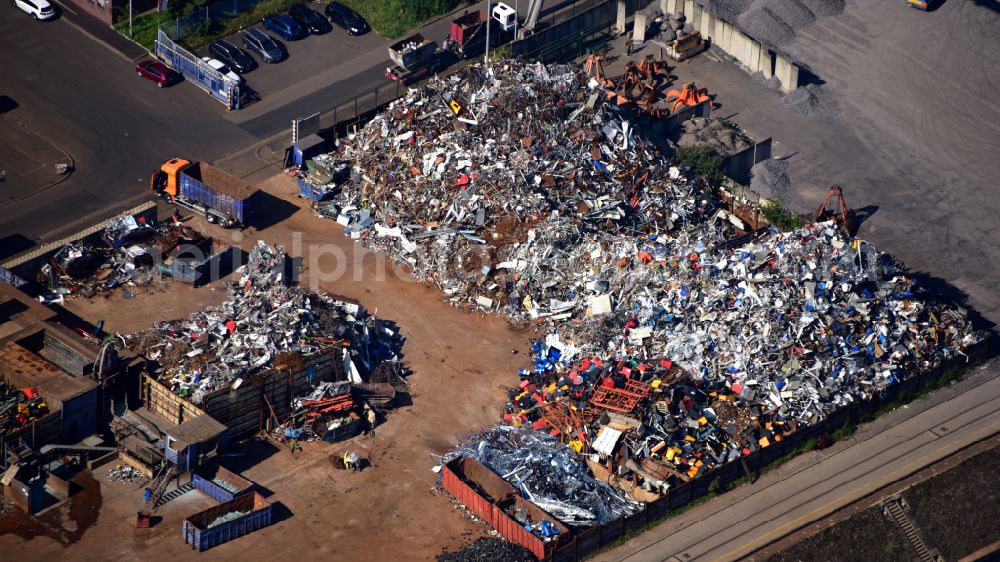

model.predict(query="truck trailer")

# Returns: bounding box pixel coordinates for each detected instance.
[385,33,438,85]
[443,3,517,59]
[150,158,257,228]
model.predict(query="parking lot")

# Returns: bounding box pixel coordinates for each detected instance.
[199,10,388,106]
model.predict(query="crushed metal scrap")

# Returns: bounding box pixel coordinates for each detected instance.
[127,241,404,404]
[309,60,720,320]
[38,216,226,303]
[298,58,983,531]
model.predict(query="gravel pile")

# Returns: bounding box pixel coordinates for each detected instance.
[737,6,796,47]
[696,0,845,48]
[437,538,536,562]
[749,158,791,201]
[783,83,831,116]
[749,70,782,90]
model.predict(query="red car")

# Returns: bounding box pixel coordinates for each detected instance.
[136,61,180,87]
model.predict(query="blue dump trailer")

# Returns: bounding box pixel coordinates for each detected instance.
[192,464,254,503]
[183,491,271,551]
[151,158,258,228]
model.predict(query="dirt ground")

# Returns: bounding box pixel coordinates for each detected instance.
[0,173,537,561]
[761,438,1000,562]
[902,444,1000,560]
[764,506,911,562]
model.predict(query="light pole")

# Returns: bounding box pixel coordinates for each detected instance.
[484,0,491,64]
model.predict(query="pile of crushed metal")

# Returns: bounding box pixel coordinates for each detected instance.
[127,242,404,404]
[437,537,535,562]
[38,216,226,303]
[314,60,721,321]
[303,59,985,536]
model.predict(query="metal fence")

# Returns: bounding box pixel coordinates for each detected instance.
[156,30,241,110]
[166,0,268,44]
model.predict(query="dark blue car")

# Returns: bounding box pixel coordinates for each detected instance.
[262,14,306,40]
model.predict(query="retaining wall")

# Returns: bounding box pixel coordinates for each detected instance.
[141,348,340,441]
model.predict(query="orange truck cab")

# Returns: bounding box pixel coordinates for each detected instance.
[150,158,254,228]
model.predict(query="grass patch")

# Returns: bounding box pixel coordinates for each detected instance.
[114,10,166,51]
[761,200,806,231]
[904,445,1000,560]
[339,0,469,39]
[674,145,725,186]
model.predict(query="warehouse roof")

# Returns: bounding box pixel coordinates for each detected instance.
[0,341,97,403]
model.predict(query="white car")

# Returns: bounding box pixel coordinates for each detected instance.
[12,0,55,20]
[201,57,244,85]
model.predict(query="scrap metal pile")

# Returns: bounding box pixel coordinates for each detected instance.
[127,242,404,404]
[275,381,361,443]
[106,465,145,483]
[447,426,642,526]
[304,59,984,528]
[315,60,718,319]
[481,220,985,511]
[437,537,536,562]
[0,383,48,438]
[38,217,214,302]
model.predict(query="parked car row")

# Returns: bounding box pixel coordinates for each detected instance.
[136,2,369,89]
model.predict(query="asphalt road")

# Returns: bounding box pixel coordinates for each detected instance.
[0,4,257,252]
[594,360,1000,562]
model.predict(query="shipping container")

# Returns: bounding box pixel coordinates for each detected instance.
[183,492,271,551]
[192,464,254,503]
[441,457,569,559]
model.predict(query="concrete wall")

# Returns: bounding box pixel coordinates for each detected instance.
[723,137,773,185]
[659,3,799,91]
[512,0,649,60]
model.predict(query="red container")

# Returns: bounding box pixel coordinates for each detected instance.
[441,457,569,559]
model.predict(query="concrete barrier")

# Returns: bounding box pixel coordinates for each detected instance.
[775,54,800,92]
[700,9,713,40]
[616,0,627,34]
[665,2,800,91]
[759,48,774,78]
[633,11,648,43]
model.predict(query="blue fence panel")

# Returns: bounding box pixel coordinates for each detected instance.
[155,30,239,110]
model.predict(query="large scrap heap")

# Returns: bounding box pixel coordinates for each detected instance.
[316,61,720,320]
[309,60,983,527]
[128,242,403,403]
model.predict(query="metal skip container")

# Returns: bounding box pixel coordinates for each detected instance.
[183,491,272,551]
